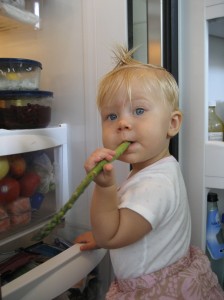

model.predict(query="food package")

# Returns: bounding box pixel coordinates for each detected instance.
[10,211,31,225]
[0,205,10,233]
[32,153,55,194]
[7,197,31,226]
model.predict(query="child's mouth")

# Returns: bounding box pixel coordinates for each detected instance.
[126,141,135,149]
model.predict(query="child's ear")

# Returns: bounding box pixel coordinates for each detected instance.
[167,110,182,137]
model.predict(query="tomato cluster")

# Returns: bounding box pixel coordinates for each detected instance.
[0,155,40,204]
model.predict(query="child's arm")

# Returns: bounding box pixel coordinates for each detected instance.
[85,148,152,249]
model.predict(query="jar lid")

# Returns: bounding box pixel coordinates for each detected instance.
[0,58,42,69]
[207,192,218,202]
[0,90,53,99]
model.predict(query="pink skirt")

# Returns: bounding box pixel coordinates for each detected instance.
[106,246,224,300]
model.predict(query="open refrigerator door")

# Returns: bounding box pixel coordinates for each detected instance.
[179,0,224,290]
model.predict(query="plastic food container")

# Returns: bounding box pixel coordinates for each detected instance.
[0,58,42,90]
[0,90,53,129]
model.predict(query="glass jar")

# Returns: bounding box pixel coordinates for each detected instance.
[208,101,224,141]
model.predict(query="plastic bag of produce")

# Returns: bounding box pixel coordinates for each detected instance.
[32,153,55,194]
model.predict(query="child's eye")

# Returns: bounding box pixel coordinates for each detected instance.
[107,113,117,121]
[135,108,145,115]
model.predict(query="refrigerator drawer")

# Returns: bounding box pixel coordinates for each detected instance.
[1,243,107,300]
[205,141,224,188]
[0,125,69,246]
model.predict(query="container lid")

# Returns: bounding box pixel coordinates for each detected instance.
[0,58,42,69]
[207,192,218,202]
[0,90,53,99]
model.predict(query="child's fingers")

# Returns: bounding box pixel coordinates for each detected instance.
[103,163,113,172]
[84,149,115,172]
[79,243,98,251]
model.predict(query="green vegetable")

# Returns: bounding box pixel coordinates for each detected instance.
[32,141,130,241]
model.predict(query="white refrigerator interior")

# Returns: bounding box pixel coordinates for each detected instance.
[0,0,129,299]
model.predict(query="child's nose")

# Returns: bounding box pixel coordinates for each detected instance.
[118,119,132,131]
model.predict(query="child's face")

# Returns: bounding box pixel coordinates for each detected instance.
[100,78,181,170]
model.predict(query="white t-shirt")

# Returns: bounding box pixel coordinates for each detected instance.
[110,156,191,279]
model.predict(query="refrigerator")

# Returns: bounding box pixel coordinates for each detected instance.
[0,1,128,299]
[0,0,223,299]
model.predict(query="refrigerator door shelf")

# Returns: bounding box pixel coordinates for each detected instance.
[205,0,224,6]
[205,141,224,188]
[206,1,224,20]
[2,243,107,300]
[0,124,68,156]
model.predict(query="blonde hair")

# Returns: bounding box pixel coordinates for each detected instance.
[97,46,179,111]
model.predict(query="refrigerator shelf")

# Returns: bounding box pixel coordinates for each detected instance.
[206,1,224,21]
[0,3,39,32]
[0,124,68,156]
[205,141,224,188]
[1,243,107,300]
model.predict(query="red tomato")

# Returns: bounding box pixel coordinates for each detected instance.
[9,155,26,178]
[19,172,41,197]
[0,177,20,204]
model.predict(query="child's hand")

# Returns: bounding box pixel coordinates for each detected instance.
[74,231,99,251]
[84,148,116,187]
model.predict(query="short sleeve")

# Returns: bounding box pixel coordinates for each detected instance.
[118,175,176,229]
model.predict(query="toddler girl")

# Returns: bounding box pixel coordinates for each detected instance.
[75,47,224,299]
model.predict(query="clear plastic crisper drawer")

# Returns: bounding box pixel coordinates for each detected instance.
[0,124,69,245]
[205,141,224,188]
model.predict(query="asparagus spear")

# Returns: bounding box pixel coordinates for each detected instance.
[32,141,130,241]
